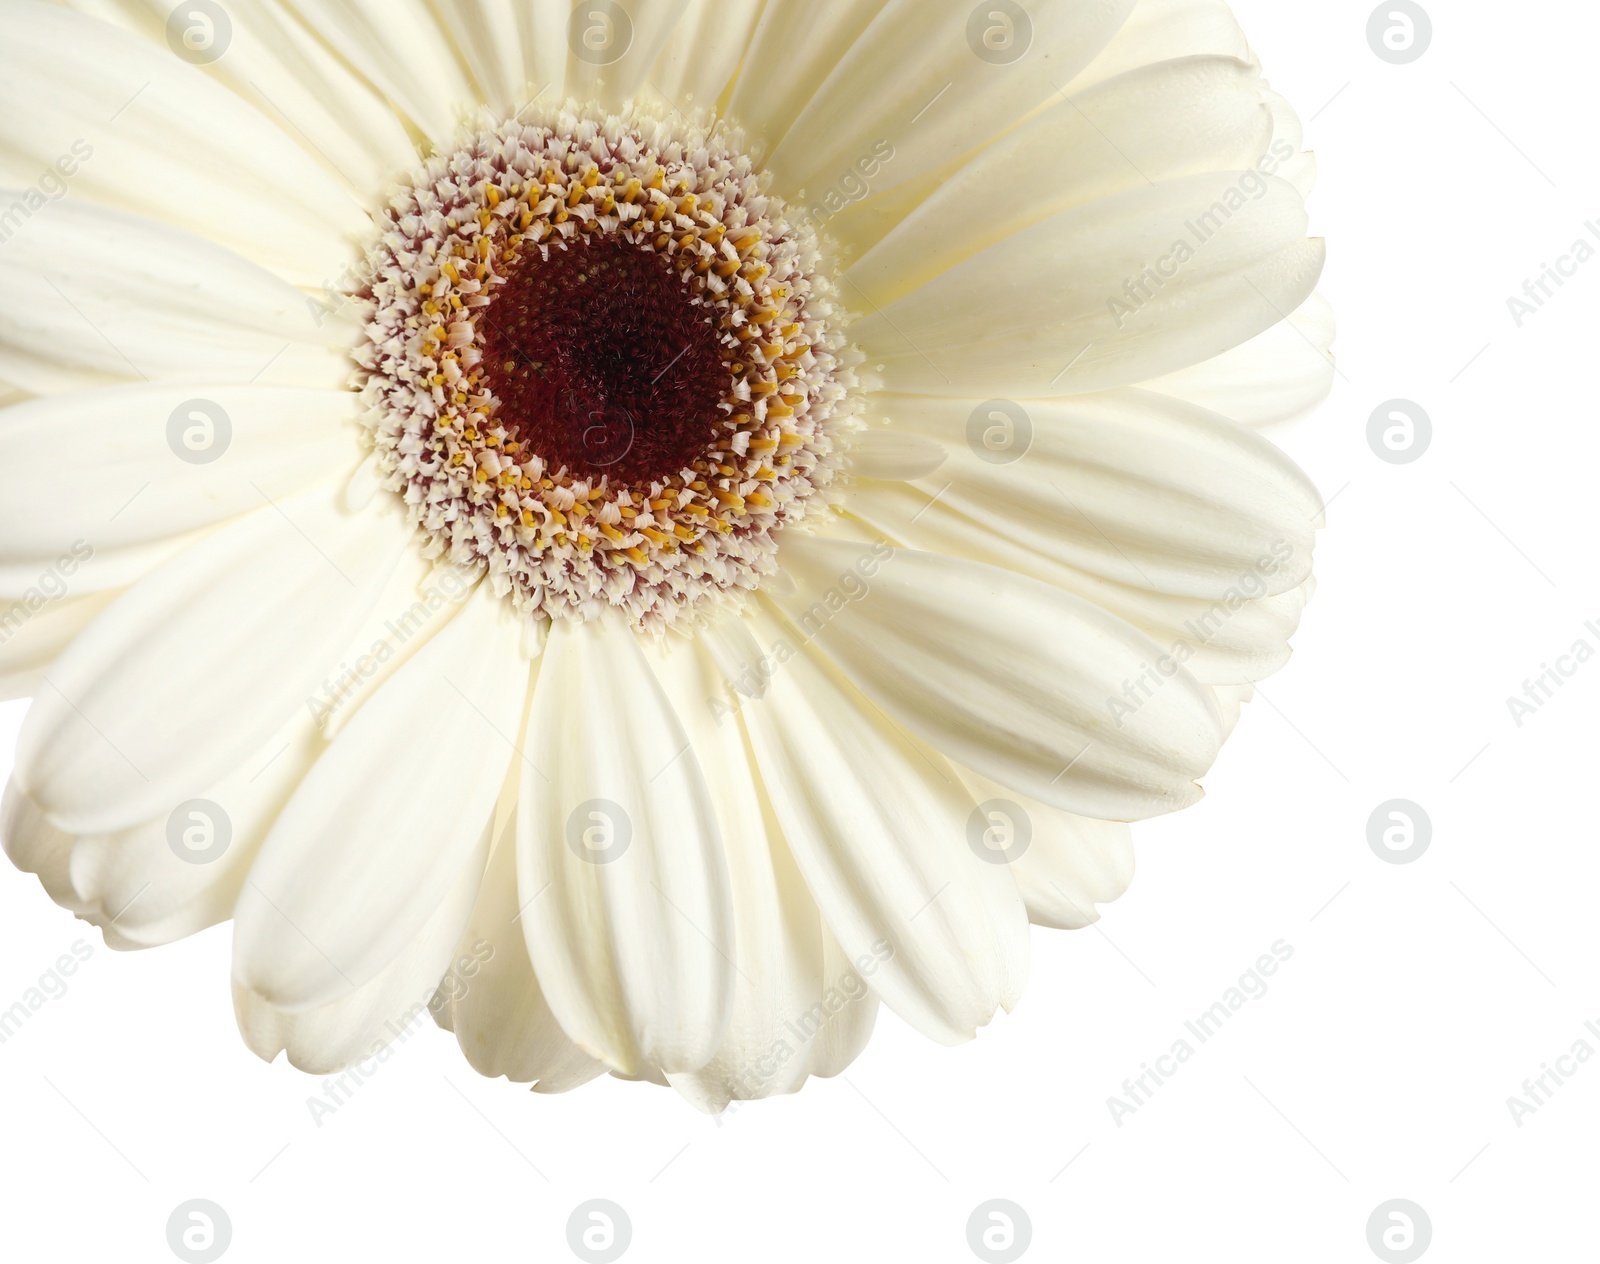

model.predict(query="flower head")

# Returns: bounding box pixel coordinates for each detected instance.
[0,0,1330,1110]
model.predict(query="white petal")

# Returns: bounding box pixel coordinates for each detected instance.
[803,928,881,1080]
[740,602,1029,1044]
[653,634,825,1109]
[848,477,1316,688]
[235,846,485,1074]
[62,0,420,196]
[0,532,205,601]
[232,579,525,1008]
[564,0,691,115]
[848,428,946,481]
[0,590,118,701]
[517,616,734,1076]
[440,816,606,1089]
[1262,88,1317,200]
[1145,292,1336,427]
[725,0,891,151]
[0,198,354,393]
[770,534,1227,819]
[434,0,568,116]
[864,390,1322,598]
[646,0,767,114]
[0,385,364,563]
[313,553,479,740]
[954,767,1133,930]
[14,485,407,835]
[281,0,475,148]
[699,610,772,703]
[65,710,323,950]
[765,0,1131,205]
[2,780,91,915]
[845,55,1276,297]
[1209,682,1255,738]
[0,2,364,286]
[531,1055,615,1095]
[851,173,1323,398]
[1063,0,1251,90]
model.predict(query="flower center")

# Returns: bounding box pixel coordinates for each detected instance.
[352,107,860,631]
[478,235,727,482]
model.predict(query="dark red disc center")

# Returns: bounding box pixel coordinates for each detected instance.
[478,236,729,482]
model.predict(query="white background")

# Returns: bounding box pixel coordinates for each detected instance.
[3,1,1596,1260]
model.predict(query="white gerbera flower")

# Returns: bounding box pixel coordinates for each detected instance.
[0,0,1331,1109]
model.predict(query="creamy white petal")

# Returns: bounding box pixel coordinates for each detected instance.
[565,0,690,114]
[235,846,485,1074]
[1145,292,1336,427]
[532,1056,617,1095]
[725,0,890,151]
[0,385,364,563]
[862,390,1322,598]
[853,172,1322,397]
[14,484,407,835]
[1208,681,1255,738]
[517,615,734,1076]
[0,197,354,393]
[313,552,477,741]
[740,602,1028,1044]
[845,55,1276,300]
[432,0,568,116]
[645,0,766,115]
[1,781,91,915]
[955,766,1133,930]
[765,0,1132,204]
[848,428,947,481]
[1262,88,1316,199]
[655,633,825,1110]
[700,611,772,703]
[232,579,524,1008]
[440,816,606,1089]
[61,0,420,196]
[1006,573,1311,689]
[281,0,475,148]
[1130,580,1310,686]
[0,532,206,602]
[846,477,1315,688]
[65,710,322,950]
[0,1,364,286]
[771,534,1227,819]
[803,928,881,1080]
[1062,0,1251,91]
[0,590,118,702]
